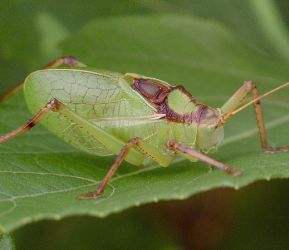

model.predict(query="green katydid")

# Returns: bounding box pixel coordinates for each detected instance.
[0,56,288,199]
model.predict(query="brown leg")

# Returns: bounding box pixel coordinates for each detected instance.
[77,138,141,200]
[168,140,242,176]
[0,99,61,143]
[251,85,269,151]
[0,56,85,102]
[217,81,289,153]
[43,56,85,69]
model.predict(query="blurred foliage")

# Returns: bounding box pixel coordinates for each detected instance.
[0,233,14,250]
[0,0,289,249]
[12,180,289,250]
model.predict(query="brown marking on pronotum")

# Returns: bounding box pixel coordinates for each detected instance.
[159,85,212,124]
[132,78,208,123]
[158,101,208,124]
[132,79,212,124]
[172,85,203,106]
[132,78,171,104]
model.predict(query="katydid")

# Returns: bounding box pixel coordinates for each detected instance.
[0,56,288,199]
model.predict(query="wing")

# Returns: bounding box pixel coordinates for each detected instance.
[24,69,157,119]
[23,69,159,156]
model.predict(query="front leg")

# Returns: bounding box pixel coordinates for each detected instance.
[218,80,289,153]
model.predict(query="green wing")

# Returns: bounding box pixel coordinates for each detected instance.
[24,69,158,156]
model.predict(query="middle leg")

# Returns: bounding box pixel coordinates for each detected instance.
[168,140,241,176]
[78,137,174,199]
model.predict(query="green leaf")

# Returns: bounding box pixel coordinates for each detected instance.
[0,15,289,233]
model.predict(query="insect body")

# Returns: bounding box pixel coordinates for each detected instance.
[1,57,289,199]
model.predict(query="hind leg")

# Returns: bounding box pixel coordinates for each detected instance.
[0,56,86,102]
